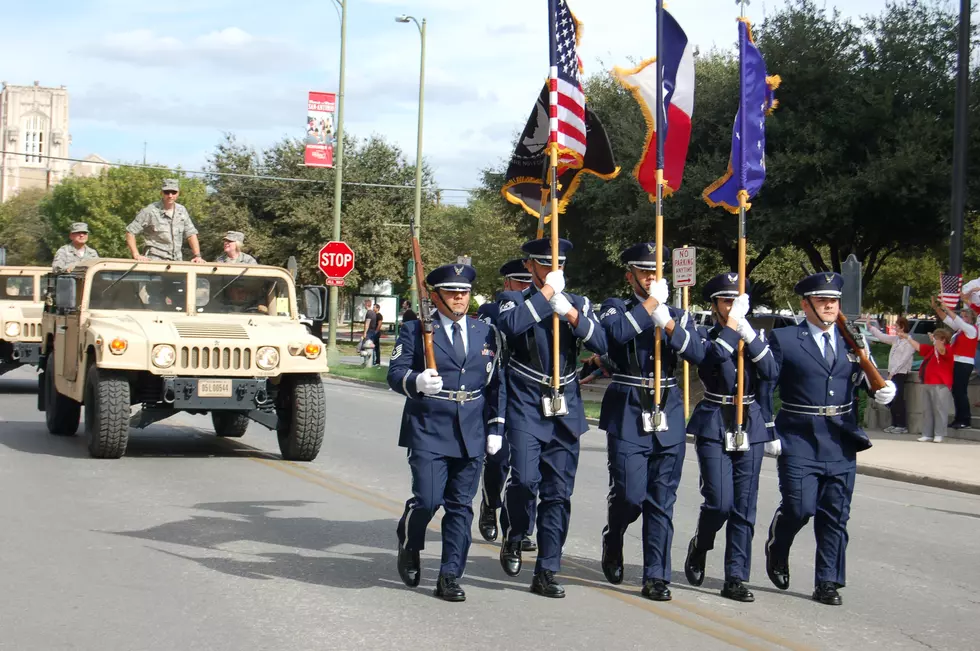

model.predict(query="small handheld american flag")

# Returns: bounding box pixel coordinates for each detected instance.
[548,0,586,171]
[940,272,963,310]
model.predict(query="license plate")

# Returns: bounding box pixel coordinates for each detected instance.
[198,379,232,398]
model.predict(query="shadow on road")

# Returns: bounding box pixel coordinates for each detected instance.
[0,376,39,394]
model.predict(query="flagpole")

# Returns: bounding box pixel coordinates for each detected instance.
[653,0,666,429]
[734,0,749,449]
[537,186,547,239]
[547,0,562,412]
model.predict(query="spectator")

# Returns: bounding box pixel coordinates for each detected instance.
[930,296,977,430]
[371,304,384,365]
[400,299,418,324]
[870,317,915,434]
[903,326,955,443]
[579,353,611,386]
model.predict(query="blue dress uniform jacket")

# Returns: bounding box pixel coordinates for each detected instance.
[765,321,868,588]
[687,324,778,583]
[387,317,506,458]
[388,315,506,579]
[597,297,705,584]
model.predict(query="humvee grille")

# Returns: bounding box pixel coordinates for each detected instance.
[175,323,249,339]
[179,346,253,371]
[23,323,40,338]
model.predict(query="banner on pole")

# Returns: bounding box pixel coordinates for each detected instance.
[304,91,337,168]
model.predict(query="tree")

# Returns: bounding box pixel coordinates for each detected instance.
[0,188,54,265]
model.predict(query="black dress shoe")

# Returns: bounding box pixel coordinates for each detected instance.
[812,582,842,606]
[397,543,421,587]
[499,540,522,577]
[530,570,565,598]
[720,578,755,603]
[434,573,466,602]
[521,536,537,552]
[684,536,707,587]
[601,526,624,585]
[478,500,498,542]
[641,579,672,601]
[765,544,790,590]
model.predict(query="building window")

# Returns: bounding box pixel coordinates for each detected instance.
[23,115,46,164]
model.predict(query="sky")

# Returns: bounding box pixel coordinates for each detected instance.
[2,0,903,206]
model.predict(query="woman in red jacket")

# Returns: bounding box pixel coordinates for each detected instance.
[903,326,954,443]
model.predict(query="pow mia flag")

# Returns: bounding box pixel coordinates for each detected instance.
[500,83,619,219]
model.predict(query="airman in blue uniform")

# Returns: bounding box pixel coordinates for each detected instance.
[496,238,607,598]
[476,259,536,552]
[763,272,895,606]
[597,242,705,601]
[682,273,777,602]
[388,263,506,602]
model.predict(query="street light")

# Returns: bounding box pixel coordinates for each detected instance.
[326,0,348,364]
[396,14,427,314]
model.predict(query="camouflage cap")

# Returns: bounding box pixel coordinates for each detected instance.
[223,231,244,243]
[70,222,89,233]
[161,178,180,192]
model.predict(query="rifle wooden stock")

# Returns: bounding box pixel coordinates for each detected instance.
[836,313,887,391]
[410,226,438,371]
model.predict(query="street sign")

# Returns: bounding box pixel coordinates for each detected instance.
[841,254,862,318]
[318,241,355,286]
[902,285,911,313]
[672,247,696,287]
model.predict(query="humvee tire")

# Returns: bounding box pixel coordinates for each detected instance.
[212,411,250,438]
[44,353,80,436]
[84,365,130,459]
[276,373,325,461]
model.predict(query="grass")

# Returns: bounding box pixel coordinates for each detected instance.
[326,363,388,384]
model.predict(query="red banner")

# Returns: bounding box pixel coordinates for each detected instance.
[304,91,336,168]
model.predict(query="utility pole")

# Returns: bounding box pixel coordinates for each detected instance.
[326,0,348,364]
[948,0,971,278]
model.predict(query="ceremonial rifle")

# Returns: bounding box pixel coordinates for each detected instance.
[409,222,437,370]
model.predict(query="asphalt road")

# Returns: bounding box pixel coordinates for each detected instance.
[1,367,978,650]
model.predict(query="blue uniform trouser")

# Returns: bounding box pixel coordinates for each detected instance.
[501,428,580,574]
[396,448,483,577]
[693,438,765,582]
[766,455,856,587]
[606,435,686,582]
[483,435,536,533]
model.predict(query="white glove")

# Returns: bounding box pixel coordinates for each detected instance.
[415,368,443,396]
[550,292,573,316]
[650,278,669,305]
[486,434,503,455]
[963,278,980,294]
[729,293,750,322]
[736,318,757,343]
[764,440,782,457]
[874,380,896,405]
[545,270,565,295]
[652,303,672,329]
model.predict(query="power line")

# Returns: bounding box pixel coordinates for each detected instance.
[0,151,479,194]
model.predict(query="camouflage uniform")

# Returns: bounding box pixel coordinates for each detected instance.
[52,222,99,273]
[126,202,199,261]
[216,252,257,264]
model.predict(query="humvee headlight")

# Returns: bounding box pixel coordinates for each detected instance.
[109,338,128,355]
[152,344,176,368]
[4,322,20,337]
[256,346,280,370]
[304,343,321,359]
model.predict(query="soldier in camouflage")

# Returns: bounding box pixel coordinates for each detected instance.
[125,179,204,262]
[215,231,257,264]
[52,222,100,273]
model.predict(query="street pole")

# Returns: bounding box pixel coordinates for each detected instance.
[397,15,427,314]
[948,0,971,279]
[326,0,348,364]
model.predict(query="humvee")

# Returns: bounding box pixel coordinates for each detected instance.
[39,259,329,460]
[0,266,48,376]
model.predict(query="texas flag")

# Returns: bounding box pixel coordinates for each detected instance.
[612,9,694,197]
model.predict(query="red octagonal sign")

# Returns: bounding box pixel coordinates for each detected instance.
[318,241,355,286]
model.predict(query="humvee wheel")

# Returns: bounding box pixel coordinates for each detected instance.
[44,353,81,436]
[84,365,130,459]
[276,373,325,461]
[212,411,250,438]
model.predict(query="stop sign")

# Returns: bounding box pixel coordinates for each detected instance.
[318,241,355,283]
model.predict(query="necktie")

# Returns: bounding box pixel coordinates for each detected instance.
[452,322,466,365]
[823,332,835,368]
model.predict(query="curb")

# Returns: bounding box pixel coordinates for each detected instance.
[322,374,390,391]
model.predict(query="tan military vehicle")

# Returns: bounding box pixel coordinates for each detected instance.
[39,259,329,460]
[0,266,48,376]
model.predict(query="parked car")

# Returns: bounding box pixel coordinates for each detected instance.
[906,318,939,345]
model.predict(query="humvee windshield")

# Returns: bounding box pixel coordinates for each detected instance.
[195,273,292,317]
[2,275,36,302]
[88,270,188,312]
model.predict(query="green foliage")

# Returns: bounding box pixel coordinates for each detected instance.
[0,188,53,265]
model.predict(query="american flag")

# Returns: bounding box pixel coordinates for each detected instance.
[940,272,963,310]
[549,0,586,171]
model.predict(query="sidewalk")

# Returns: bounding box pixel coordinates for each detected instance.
[856,430,980,494]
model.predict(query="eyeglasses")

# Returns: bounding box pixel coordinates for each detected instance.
[162,190,178,195]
